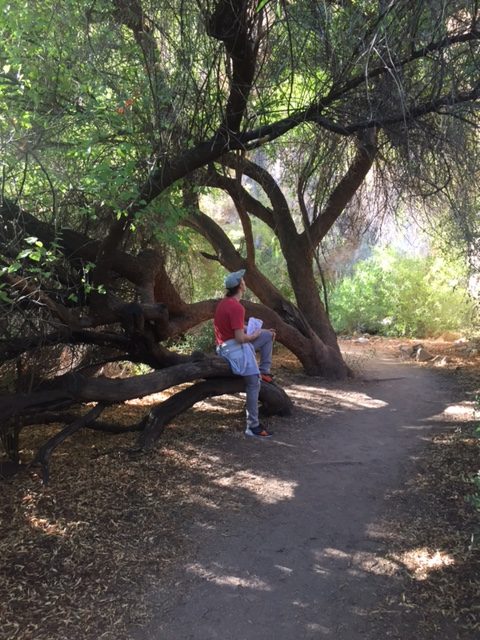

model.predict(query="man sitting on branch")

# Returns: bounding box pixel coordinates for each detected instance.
[214,269,276,439]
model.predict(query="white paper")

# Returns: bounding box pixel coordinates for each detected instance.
[246,317,263,335]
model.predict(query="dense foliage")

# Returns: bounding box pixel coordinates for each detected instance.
[330,247,473,337]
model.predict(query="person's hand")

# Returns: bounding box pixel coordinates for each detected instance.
[249,328,262,341]
[268,328,276,341]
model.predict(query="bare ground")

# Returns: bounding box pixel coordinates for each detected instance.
[1,338,479,639]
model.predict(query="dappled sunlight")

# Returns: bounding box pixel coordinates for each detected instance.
[22,492,82,537]
[26,515,68,536]
[128,391,244,415]
[183,396,245,415]
[127,391,170,406]
[442,402,475,420]
[305,623,332,634]
[350,550,398,577]
[160,443,298,508]
[312,563,331,576]
[213,470,297,505]
[394,548,455,580]
[322,547,350,560]
[287,384,389,413]
[316,546,397,578]
[426,401,476,423]
[186,562,272,590]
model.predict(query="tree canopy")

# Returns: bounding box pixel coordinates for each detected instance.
[1,0,480,472]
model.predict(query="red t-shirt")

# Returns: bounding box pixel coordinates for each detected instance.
[214,297,245,344]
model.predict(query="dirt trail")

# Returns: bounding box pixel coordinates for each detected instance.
[131,350,465,640]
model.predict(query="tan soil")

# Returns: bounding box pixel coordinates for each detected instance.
[1,338,479,640]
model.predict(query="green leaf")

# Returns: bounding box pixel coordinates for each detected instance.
[0,290,12,303]
[256,0,271,11]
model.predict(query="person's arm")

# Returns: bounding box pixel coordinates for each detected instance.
[234,327,262,344]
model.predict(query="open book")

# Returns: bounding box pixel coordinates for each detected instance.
[246,317,263,336]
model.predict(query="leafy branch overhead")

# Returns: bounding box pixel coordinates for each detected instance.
[0,0,479,474]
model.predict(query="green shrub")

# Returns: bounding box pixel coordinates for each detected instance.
[168,321,216,354]
[329,247,473,337]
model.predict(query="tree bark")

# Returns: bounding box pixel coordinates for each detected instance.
[0,355,291,421]
[185,206,349,377]
[138,377,293,450]
[32,403,106,483]
[187,136,378,378]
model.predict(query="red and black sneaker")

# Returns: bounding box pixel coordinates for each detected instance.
[245,425,273,438]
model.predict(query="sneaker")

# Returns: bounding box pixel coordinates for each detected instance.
[245,425,273,438]
[260,373,274,383]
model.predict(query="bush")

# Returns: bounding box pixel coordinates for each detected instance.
[329,247,473,337]
[168,321,216,354]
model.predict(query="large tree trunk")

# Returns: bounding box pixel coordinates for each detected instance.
[282,238,339,347]
[188,139,376,380]
[186,209,350,378]
[279,242,349,378]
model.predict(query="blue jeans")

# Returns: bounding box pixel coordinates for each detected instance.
[251,329,273,375]
[244,330,273,430]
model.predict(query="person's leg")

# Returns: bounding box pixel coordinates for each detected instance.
[244,374,261,431]
[251,329,273,374]
[243,374,273,438]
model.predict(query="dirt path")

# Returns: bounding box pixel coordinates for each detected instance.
[130,350,466,640]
